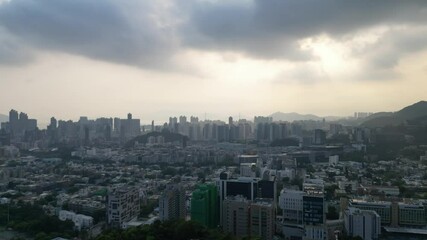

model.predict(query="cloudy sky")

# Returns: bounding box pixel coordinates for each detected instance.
[1,0,427,124]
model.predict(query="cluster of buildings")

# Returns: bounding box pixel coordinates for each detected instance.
[279,179,328,240]
[1,109,427,239]
[0,109,378,152]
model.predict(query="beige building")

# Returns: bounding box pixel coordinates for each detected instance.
[250,199,275,240]
[222,196,250,238]
[222,196,275,240]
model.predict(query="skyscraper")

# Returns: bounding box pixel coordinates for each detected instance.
[159,185,186,221]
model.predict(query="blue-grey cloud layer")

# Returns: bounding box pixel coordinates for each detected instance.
[1,0,427,72]
[0,0,177,67]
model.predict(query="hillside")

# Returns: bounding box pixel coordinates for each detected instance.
[395,101,427,119]
[125,131,188,147]
[361,101,427,127]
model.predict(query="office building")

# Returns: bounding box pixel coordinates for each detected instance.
[218,173,276,228]
[303,195,325,225]
[191,184,219,228]
[222,196,250,238]
[302,179,326,240]
[222,196,275,240]
[279,189,304,224]
[349,200,392,225]
[349,199,427,228]
[119,113,141,139]
[313,129,326,145]
[344,207,381,240]
[250,199,275,240]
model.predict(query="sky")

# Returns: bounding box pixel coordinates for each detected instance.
[1,0,427,125]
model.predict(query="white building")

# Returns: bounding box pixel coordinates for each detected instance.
[344,207,381,240]
[58,210,93,231]
[279,189,304,224]
[240,163,257,178]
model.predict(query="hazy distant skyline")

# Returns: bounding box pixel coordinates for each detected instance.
[1,0,427,124]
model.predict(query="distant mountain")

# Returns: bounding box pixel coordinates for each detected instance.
[0,114,7,123]
[361,101,427,127]
[269,112,341,122]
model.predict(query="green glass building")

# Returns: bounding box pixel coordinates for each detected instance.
[191,184,219,228]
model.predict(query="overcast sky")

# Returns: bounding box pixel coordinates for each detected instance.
[1,0,427,124]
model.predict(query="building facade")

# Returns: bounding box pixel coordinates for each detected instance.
[107,187,140,228]
[159,184,186,221]
[191,184,219,228]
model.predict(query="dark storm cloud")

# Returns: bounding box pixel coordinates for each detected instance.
[0,27,34,65]
[184,0,427,61]
[0,0,177,68]
[1,0,427,73]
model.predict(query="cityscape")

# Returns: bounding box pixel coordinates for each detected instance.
[1,1,427,240]
[1,101,427,240]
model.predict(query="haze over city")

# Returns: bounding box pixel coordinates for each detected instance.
[1,0,427,123]
[3,1,427,240]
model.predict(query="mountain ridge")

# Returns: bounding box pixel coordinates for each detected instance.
[361,101,427,127]
[269,112,342,122]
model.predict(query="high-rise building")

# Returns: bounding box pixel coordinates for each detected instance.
[250,199,275,240]
[159,185,186,221]
[5,109,37,138]
[303,195,325,225]
[302,179,326,240]
[313,129,326,145]
[191,184,219,228]
[218,173,276,226]
[279,189,304,224]
[119,114,141,139]
[107,187,140,228]
[9,109,18,124]
[222,196,275,240]
[344,207,381,240]
[222,195,251,238]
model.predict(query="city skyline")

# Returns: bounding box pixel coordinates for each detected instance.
[1,0,427,122]
[0,107,397,129]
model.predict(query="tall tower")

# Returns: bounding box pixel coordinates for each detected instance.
[50,117,57,129]
[159,185,186,221]
[9,109,18,123]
